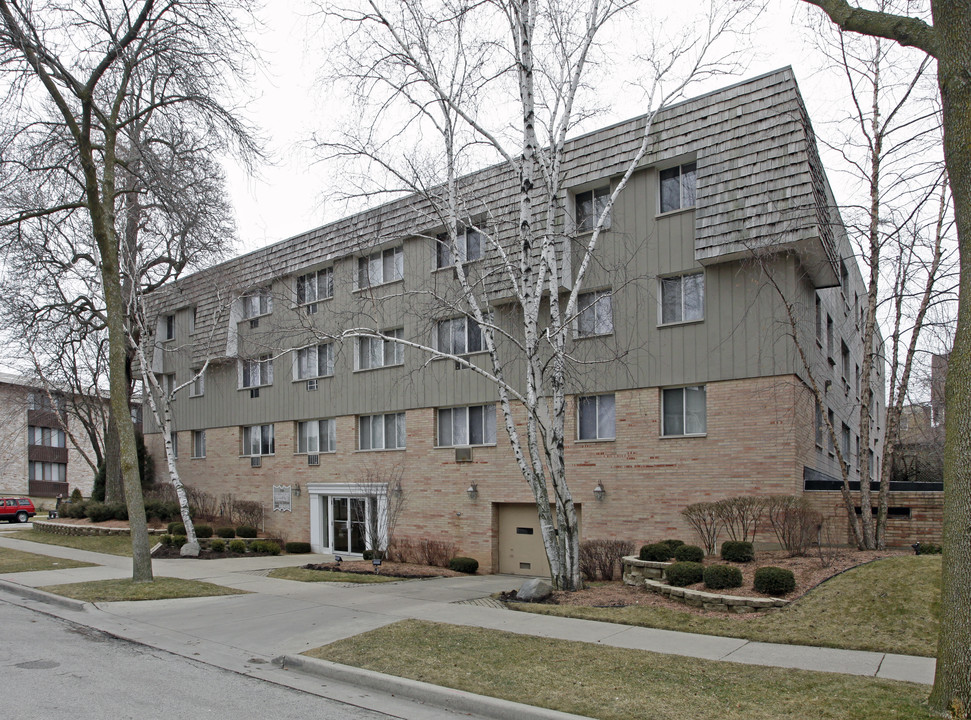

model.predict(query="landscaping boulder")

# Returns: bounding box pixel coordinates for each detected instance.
[517,578,553,602]
[180,540,201,558]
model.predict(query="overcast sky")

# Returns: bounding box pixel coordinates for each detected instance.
[225,0,866,255]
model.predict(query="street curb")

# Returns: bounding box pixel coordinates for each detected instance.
[272,654,592,720]
[0,578,88,612]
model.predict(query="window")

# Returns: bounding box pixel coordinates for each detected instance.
[359,413,406,450]
[163,314,175,341]
[296,343,334,379]
[856,435,861,472]
[170,431,178,459]
[827,409,836,455]
[578,394,616,440]
[296,268,333,305]
[659,162,697,213]
[577,290,613,336]
[841,341,851,381]
[189,370,205,397]
[157,373,176,397]
[28,392,64,413]
[437,316,484,355]
[826,315,834,359]
[189,307,198,334]
[28,426,66,447]
[815,294,822,344]
[358,247,403,288]
[575,185,610,233]
[660,272,704,324]
[661,386,706,436]
[241,355,273,388]
[357,330,403,370]
[242,424,275,456]
[437,227,484,268]
[241,288,273,319]
[438,405,497,447]
[28,461,66,483]
[841,423,851,464]
[297,419,336,454]
[815,402,824,448]
[192,430,206,459]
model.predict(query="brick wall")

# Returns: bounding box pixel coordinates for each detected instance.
[802,490,943,547]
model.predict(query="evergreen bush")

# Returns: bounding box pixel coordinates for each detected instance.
[703,564,743,590]
[236,525,258,539]
[720,540,755,563]
[286,542,312,554]
[665,561,704,587]
[674,544,705,563]
[228,539,247,554]
[639,542,675,562]
[449,556,479,573]
[216,526,236,539]
[754,566,796,595]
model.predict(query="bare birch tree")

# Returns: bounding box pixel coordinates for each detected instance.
[316,0,756,590]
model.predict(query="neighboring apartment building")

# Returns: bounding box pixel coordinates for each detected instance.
[0,373,96,499]
[144,68,901,574]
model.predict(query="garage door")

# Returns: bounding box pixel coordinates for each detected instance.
[497,503,581,577]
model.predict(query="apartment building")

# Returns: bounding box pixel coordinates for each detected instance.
[144,68,901,573]
[0,373,96,499]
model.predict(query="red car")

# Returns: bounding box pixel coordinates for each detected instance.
[0,497,36,523]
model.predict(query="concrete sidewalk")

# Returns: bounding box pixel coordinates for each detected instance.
[0,533,937,716]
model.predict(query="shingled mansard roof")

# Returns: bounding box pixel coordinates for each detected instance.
[153,66,842,357]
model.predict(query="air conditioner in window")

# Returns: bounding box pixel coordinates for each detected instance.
[307,454,320,466]
[250,456,262,468]
[305,303,318,315]
[455,446,473,463]
[306,379,318,391]
[249,318,259,329]
[250,388,260,399]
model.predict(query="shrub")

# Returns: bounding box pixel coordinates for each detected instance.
[210,539,226,552]
[714,496,767,543]
[70,487,83,502]
[159,534,173,547]
[167,521,186,535]
[754,566,796,595]
[765,495,823,557]
[449,556,479,574]
[228,539,247,554]
[216,526,236,539]
[144,500,179,522]
[579,539,635,580]
[660,539,685,551]
[171,534,187,548]
[250,540,281,555]
[703,564,743,590]
[665,561,704,587]
[916,543,942,555]
[639,543,674,562]
[111,503,129,521]
[236,525,258,539]
[286,542,312,554]
[674,544,705,563]
[61,501,88,519]
[194,524,213,539]
[363,549,385,560]
[385,538,457,567]
[232,501,263,529]
[681,501,720,555]
[83,502,112,523]
[721,540,755,563]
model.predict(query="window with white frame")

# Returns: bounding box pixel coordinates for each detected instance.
[28,461,66,483]
[358,247,403,288]
[578,394,616,440]
[192,430,206,458]
[437,227,484,268]
[575,185,610,233]
[437,405,496,447]
[661,385,707,436]
[297,419,336,454]
[163,314,175,341]
[437,316,484,355]
[660,272,704,324]
[577,290,613,336]
[242,424,274,456]
[28,426,66,447]
[241,287,273,319]
[295,343,334,379]
[659,162,697,213]
[359,413,406,450]
[189,370,205,397]
[241,355,273,388]
[296,268,334,305]
[357,330,403,370]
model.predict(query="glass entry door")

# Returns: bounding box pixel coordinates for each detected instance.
[331,497,367,554]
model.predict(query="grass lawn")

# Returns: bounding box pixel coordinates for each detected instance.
[37,577,247,602]
[307,619,935,720]
[7,530,135,557]
[0,547,95,573]
[510,555,940,657]
[268,566,400,584]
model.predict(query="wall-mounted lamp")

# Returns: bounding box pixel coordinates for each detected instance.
[293,483,302,497]
[467,482,478,500]
[593,481,606,501]
[392,481,403,497]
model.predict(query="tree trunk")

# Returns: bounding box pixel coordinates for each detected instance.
[104,411,123,503]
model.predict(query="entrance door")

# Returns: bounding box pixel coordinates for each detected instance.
[497,503,581,576]
[332,497,367,554]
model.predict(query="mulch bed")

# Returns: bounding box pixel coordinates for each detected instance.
[302,560,462,578]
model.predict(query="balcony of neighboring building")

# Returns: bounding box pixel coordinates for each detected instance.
[28,445,68,463]
[27,408,68,428]
[28,480,70,498]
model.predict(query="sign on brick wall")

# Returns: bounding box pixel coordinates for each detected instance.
[272,485,292,512]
